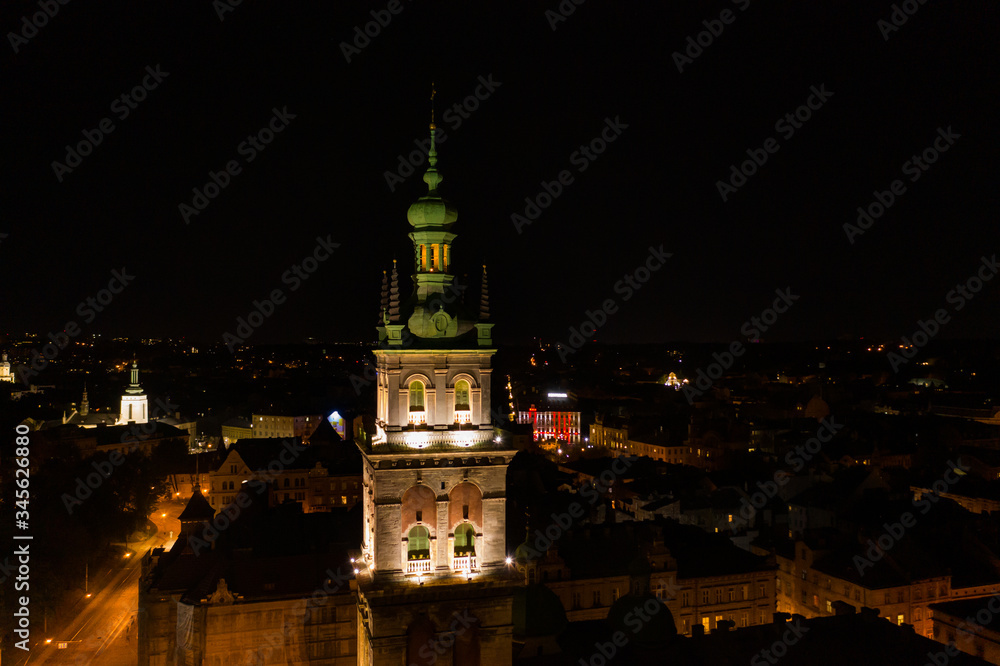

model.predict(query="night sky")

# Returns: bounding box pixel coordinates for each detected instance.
[4,1,999,346]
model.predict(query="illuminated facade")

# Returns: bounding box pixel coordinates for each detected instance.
[0,353,13,382]
[250,413,323,440]
[776,539,1000,641]
[355,119,516,666]
[590,414,629,450]
[220,417,252,447]
[518,406,582,444]
[117,360,149,425]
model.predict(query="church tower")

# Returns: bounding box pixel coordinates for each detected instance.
[117,359,148,425]
[355,110,516,666]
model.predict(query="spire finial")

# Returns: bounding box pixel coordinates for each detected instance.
[430,81,436,131]
[427,83,439,171]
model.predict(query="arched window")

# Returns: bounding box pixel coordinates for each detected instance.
[406,616,437,666]
[455,380,470,411]
[408,526,430,560]
[410,381,424,411]
[454,523,475,555]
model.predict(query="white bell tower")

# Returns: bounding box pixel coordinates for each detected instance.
[117,360,148,425]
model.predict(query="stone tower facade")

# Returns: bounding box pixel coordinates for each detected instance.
[355,119,516,666]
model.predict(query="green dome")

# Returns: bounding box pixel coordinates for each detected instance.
[513,584,568,638]
[606,592,675,649]
[407,192,457,229]
[514,537,540,565]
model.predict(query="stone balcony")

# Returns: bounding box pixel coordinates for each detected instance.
[452,554,477,572]
[406,559,432,574]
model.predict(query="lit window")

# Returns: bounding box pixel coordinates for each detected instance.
[455,380,470,411]
[454,523,476,556]
[407,526,430,560]
[410,381,425,408]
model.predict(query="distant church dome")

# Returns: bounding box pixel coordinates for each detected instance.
[512,584,567,638]
[514,538,538,566]
[606,591,675,649]
[804,395,830,420]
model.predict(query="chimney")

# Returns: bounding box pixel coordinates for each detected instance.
[832,600,856,616]
[859,606,881,622]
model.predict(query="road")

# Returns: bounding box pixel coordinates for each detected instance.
[23,499,183,666]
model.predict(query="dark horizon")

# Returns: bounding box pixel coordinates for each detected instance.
[4,1,999,348]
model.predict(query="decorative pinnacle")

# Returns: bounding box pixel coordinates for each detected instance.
[379,269,389,326]
[479,264,490,321]
[388,259,401,322]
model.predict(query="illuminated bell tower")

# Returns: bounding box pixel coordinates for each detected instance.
[355,100,515,666]
[117,359,148,425]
